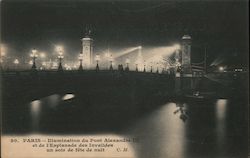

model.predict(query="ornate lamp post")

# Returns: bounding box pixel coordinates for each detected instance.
[150,62,153,73]
[56,46,64,71]
[78,53,83,71]
[109,54,113,71]
[30,49,38,70]
[143,60,146,72]
[95,54,100,71]
[125,58,130,71]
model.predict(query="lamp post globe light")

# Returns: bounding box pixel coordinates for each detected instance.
[30,49,38,70]
[219,66,225,72]
[13,59,19,70]
[78,53,83,71]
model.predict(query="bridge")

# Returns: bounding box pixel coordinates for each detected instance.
[1,69,175,105]
[1,67,245,105]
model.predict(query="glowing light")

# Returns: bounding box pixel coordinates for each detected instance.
[40,52,46,58]
[78,53,83,60]
[125,58,130,64]
[216,99,227,120]
[29,60,33,65]
[55,45,63,53]
[32,49,37,53]
[30,49,38,58]
[42,62,46,66]
[109,54,114,62]
[135,46,144,71]
[0,44,7,56]
[58,55,64,59]
[219,66,224,72]
[216,99,228,146]
[13,59,19,64]
[62,94,75,100]
[113,47,141,59]
[142,46,178,68]
[173,44,181,50]
[104,52,111,58]
[1,44,6,56]
[182,35,191,40]
[30,100,41,131]
[95,54,101,61]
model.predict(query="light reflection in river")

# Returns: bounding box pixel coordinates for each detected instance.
[30,100,41,132]
[215,99,228,152]
[128,102,187,158]
[25,95,247,158]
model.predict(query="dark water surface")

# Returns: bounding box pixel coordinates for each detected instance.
[2,91,248,158]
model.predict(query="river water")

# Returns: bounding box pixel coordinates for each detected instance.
[2,92,248,158]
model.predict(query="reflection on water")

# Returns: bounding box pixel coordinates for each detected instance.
[161,103,186,158]
[216,99,227,120]
[13,94,247,158]
[128,103,187,158]
[215,99,228,152]
[30,100,41,132]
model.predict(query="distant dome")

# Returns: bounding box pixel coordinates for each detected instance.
[182,35,191,40]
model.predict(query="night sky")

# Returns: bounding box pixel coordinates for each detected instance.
[1,0,249,66]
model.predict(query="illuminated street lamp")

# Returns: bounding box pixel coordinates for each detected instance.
[30,49,38,70]
[149,62,153,73]
[109,54,113,71]
[78,53,83,71]
[95,54,100,71]
[13,59,19,70]
[0,47,6,70]
[56,46,64,71]
[219,66,224,72]
[125,58,130,71]
[143,60,146,72]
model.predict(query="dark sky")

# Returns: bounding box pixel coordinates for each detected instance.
[1,0,249,65]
